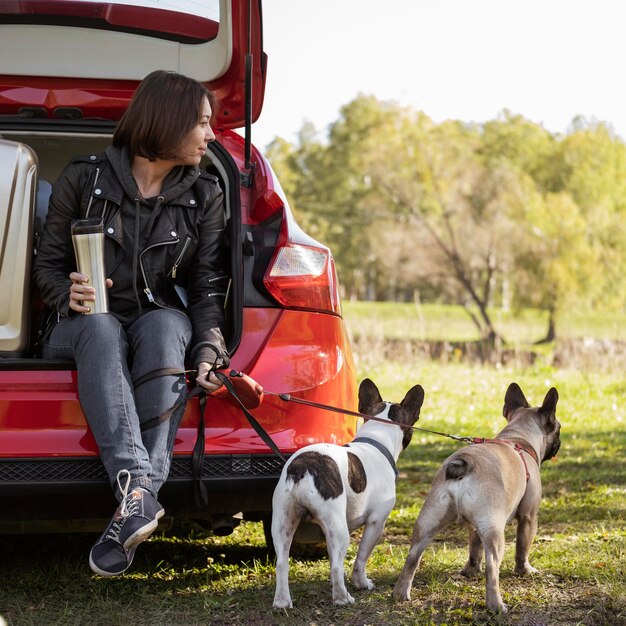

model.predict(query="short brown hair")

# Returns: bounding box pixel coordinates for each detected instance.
[113,70,217,160]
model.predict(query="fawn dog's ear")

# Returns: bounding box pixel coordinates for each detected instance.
[540,387,559,422]
[358,378,383,415]
[503,382,530,420]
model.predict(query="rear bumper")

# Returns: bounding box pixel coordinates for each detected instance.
[0,453,286,525]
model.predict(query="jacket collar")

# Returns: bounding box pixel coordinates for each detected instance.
[90,167,201,210]
[92,146,202,209]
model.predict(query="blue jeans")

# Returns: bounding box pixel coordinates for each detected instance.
[43,309,192,499]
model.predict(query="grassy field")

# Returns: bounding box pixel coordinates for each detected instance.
[1,306,625,626]
[342,301,626,344]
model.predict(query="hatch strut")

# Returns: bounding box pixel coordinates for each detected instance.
[242,0,254,183]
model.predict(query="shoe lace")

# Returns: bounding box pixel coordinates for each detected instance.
[117,469,133,518]
[117,468,143,519]
[124,494,141,517]
[105,520,124,542]
[102,470,139,543]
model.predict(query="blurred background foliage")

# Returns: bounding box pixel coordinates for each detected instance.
[265,97,626,344]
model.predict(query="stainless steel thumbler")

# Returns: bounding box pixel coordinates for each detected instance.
[71,218,109,314]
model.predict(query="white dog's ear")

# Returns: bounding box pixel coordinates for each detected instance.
[358,378,383,414]
[401,384,425,420]
[503,382,530,419]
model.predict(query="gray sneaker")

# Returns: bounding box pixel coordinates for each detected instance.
[89,534,136,577]
[88,469,164,576]
[118,486,165,550]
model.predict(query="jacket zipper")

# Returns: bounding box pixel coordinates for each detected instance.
[207,275,231,309]
[207,274,229,296]
[140,240,179,305]
[168,236,192,279]
[208,273,228,284]
[85,168,101,217]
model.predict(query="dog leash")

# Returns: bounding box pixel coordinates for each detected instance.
[136,369,538,495]
[263,383,540,466]
[261,384,474,442]
[263,382,540,481]
[244,376,541,483]
[134,367,286,508]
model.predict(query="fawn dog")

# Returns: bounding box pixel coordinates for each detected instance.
[392,383,561,613]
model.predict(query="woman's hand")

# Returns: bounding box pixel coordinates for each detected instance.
[69,272,112,314]
[196,361,223,393]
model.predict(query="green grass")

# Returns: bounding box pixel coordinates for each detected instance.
[342,301,626,343]
[1,306,625,625]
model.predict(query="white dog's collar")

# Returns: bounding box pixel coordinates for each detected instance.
[349,437,399,477]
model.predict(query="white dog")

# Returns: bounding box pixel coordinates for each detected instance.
[271,378,424,608]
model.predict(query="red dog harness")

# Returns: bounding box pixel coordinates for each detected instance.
[470,437,539,481]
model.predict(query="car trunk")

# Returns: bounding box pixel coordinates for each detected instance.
[0,121,243,361]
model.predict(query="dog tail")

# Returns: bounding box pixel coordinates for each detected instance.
[445,457,472,480]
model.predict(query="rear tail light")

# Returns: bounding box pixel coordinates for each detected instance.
[263,242,342,315]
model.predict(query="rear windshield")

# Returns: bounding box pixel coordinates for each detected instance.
[0,0,220,43]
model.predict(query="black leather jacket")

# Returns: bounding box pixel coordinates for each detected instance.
[33,146,230,368]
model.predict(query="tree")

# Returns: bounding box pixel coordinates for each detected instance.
[559,120,626,310]
[510,190,599,341]
[367,116,528,344]
[266,98,626,345]
[509,120,626,340]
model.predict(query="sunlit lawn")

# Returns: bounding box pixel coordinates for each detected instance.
[343,300,626,344]
[2,304,625,624]
[2,353,624,625]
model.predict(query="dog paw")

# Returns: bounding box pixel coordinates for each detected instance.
[486,601,508,614]
[352,575,375,591]
[392,587,411,602]
[333,592,355,605]
[459,566,482,578]
[516,564,539,576]
[272,598,293,609]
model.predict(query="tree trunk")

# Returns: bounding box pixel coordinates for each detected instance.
[535,308,556,344]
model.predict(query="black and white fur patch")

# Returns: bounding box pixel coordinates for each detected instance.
[286,451,343,500]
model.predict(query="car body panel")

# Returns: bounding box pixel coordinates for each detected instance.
[0,309,357,457]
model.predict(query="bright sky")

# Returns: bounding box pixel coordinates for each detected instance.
[251,0,626,150]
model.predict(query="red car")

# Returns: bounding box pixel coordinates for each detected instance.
[0,0,357,538]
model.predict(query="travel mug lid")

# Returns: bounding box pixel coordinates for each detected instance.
[71,218,104,236]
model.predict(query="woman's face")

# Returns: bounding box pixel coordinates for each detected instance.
[174,96,215,166]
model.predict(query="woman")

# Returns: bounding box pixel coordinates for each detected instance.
[33,70,230,576]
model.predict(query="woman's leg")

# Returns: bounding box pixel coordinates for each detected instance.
[44,313,166,575]
[127,309,192,495]
[43,313,153,494]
